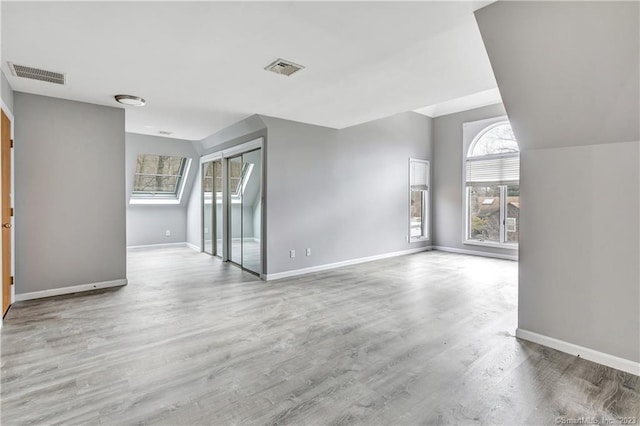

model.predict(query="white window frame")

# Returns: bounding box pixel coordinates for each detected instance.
[462,117,519,249]
[409,158,430,242]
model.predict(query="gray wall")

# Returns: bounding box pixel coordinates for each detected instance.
[14,93,126,294]
[186,167,202,248]
[128,206,187,247]
[262,112,432,275]
[125,133,199,246]
[200,115,267,154]
[519,141,639,362]
[477,1,640,363]
[185,141,204,249]
[1,70,13,113]
[432,103,517,258]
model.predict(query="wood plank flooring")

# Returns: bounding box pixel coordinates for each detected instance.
[1,247,638,425]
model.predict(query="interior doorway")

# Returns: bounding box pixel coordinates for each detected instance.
[2,109,13,317]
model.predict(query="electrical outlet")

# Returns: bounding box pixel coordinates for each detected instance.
[306,248,311,256]
[165,230,171,237]
[290,250,296,258]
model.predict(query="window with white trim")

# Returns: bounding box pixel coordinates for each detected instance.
[464,121,519,247]
[410,159,429,241]
[131,154,190,203]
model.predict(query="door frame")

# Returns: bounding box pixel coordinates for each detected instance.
[1,100,15,321]
[200,137,264,277]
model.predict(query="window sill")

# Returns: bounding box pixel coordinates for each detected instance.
[410,237,429,243]
[130,198,180,205]
[464,240,518,250]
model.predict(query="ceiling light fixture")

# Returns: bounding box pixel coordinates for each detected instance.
[114,94,146,106]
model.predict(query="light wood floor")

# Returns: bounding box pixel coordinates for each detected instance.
[1,247,638,425]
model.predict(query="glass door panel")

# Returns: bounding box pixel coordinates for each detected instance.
[228,156,243,265]
[240,149,262,275]
[202,162,214,255]
[213,160,223,256]
[203,160,223,257]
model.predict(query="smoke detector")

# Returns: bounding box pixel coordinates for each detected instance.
[264,59,305,77]
[8,62,66,85]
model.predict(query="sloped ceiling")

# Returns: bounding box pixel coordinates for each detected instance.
[475,1,639,150]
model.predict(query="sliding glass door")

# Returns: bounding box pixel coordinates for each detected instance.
[240,149,262,274]
[202,159,222,257]
[227,149,262,275]
[201,141,263,276]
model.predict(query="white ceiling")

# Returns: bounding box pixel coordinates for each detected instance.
[1,1,499,141]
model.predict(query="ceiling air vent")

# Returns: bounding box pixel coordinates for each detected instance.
[264,59,305,77]
[8,62,66,85]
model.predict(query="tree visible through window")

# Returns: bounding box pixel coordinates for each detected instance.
[133,154,189,199]
[468,123,519,157]
[465,122,519,245]
[203,160,252,200]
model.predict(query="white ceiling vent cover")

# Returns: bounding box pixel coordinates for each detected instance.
[8,62,66,85]
[264,59,305,77]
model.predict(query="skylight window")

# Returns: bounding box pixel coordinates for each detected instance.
[131,154,190,204]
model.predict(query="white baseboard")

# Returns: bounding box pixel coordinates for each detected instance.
[185,242,201,252]
[15,279,128,302]
[264,246,432,281]
[127,242,203,251]
[432,245,518,261]
[516,328,640,376]
[127,242,188,249]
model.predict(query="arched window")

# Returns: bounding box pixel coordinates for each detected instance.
[464,120,520,246]
[468,122,519,157]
